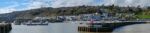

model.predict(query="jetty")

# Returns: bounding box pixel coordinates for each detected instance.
[0,23,12,33]
[78,21,150,32]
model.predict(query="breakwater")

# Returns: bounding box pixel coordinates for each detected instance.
[0,23,12,33]
[78,22,146,32]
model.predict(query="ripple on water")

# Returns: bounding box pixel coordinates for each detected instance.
[10,23,78,33]
[113,24,150,33]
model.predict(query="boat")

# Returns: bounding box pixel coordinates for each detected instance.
[23,22,49,26]
[26,23,48,25]
[13,21,21,25]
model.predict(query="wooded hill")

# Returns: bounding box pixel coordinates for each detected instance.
[0,5,150,22]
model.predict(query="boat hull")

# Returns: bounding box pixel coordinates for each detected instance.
[26,23,48,26]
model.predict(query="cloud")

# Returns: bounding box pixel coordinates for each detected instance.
[49,0,150,7]
[1,0,150,14]
[0,2,18,14]
[48,0,119,7]
[112,0,150,7]
[0,8,16,14]
[49,0,97,8]
[17,0,51,10]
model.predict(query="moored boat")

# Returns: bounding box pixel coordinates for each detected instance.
[23,22,49,26]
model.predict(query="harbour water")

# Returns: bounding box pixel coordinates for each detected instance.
[9,23,150,33]
[113,24,150,33]
[10,23,78,33]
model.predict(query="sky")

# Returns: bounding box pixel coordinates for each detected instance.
[0,0,150,14]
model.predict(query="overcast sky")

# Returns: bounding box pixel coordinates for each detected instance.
[0,0,150,14]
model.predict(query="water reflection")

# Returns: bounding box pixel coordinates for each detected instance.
[10,23,78,33]
[113,24,150,33]
[10,23,150,33]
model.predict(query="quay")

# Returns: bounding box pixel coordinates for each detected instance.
[77,21,149,32]
[0,23,12,33]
